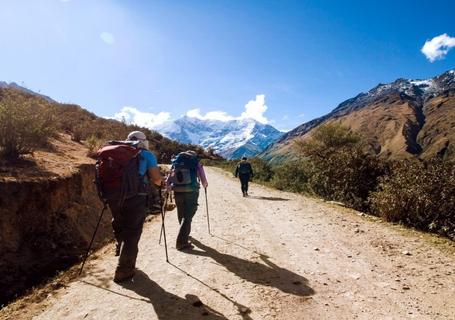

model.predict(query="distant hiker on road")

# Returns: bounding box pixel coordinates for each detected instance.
[97,131,162,282]
[235,157,254,197]
[167,150,208,251]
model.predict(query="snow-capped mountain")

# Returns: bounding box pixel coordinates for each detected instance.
[156,116,283,159]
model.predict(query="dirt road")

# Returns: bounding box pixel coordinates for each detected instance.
[3,167,455,319]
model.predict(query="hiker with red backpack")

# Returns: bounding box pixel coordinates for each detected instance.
[167,150,208,251]
[95,131,162,282]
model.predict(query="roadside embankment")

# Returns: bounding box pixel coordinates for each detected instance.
[0,138,113,307]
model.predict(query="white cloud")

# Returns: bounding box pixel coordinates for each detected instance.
[112,107,171,129]
[186,108,235,122]
[240,94,268,124]
[100,32,115,45]
[421,33,455,62]
[111,94,270,130]
[298,113,305,118]
[186,94,270,124]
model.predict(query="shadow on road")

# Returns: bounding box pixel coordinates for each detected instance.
[248,195,290,201]
[188,239,314,297]
[211,234,269,257]
[119,270,228,320]
[170,262,254,320]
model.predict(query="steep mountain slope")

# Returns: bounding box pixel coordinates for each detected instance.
[262,69,455,162]
[156,116,283,159]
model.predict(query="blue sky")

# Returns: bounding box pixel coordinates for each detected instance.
[1,0,454,131]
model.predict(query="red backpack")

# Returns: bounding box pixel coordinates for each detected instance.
[95,141,144,205]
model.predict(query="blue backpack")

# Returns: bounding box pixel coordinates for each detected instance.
[171,152,199,191]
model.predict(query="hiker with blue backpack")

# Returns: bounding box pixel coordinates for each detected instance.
[167,150,208,251]
[94,131,162,282]
[235,156,254,197]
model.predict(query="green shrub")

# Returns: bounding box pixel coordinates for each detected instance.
[296,123,385,210]
[0,90,55,160]
[271,161,310,193]
[369,158,455,239]
[84,135,104,158]
[248,158,273,182]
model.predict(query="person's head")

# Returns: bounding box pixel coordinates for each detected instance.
[242,156,247,161]
[127,131,149,150]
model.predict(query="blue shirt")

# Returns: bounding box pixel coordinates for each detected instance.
[139,149,158,183]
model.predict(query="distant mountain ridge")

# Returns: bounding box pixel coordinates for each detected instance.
[0,81,55,103]
[262,69,455,162]
[156,116,283,159]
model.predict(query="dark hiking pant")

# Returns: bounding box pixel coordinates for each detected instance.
[106,194,146,272]
[239,174,250,194]
[174,191,199,247]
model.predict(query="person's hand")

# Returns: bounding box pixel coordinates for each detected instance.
[203,182,208,189]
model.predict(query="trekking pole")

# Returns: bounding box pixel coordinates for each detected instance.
[78,202,108,276]
[159,187,169,262]
[204,187,211,235]
[159,191,169,244]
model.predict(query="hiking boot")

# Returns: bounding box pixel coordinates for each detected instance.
[113,268,135,283]
[176,243,194,251]
[115,242,122,256]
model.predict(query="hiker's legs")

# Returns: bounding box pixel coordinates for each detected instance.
[108,195,146,272]
[174,191,199,248]
[239,174,249,195]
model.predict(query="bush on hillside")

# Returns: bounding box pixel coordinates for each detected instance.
[369,158,455,239]
[296,123,385,210]
[248,157,274,182]
[0,90,56,160]
[271,160,311,193]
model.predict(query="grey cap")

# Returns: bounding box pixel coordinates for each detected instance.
[127,131,147,141]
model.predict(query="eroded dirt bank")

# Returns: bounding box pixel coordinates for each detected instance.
[0,136,112,306]
[2,167,455,319]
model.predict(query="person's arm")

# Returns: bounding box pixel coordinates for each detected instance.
[234,165,239,177]
[249,163,254,177]
[197,163,208,188]
[144,150,162,186]
[148,167,162,186]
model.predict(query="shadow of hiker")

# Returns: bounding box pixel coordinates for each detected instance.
[248,196,289,201]
[120,270,228,320]
[169,262,254,320]
[188,239,314,297]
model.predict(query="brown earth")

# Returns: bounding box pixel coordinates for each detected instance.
[0,134,112,306]
[2,167,454,319]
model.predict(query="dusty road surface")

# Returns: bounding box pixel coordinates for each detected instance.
[2,167,455,320]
